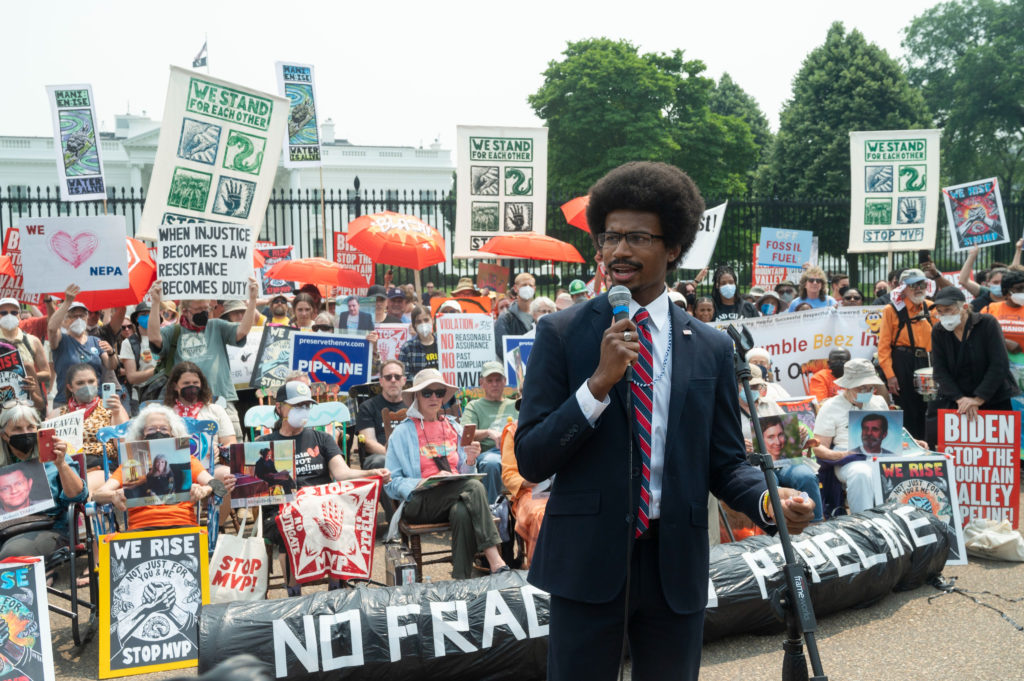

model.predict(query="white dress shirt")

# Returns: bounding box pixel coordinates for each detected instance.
[576,289,671,519]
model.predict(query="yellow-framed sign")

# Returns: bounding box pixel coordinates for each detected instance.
[98,527,209,678]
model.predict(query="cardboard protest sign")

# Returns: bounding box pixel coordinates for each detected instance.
[256,245,294,296]
[228,441,295,507]
[757,227,813,269]
[848,129,941,253]
[848,410,904,455]
[942,177,1008,252]
[248,324,295,390]
[873,455,967,565]
[18,216,128,294]
[437,313,495,389]
[118,437,193,508]
[289,332,371,390]
[156,223,252,300]
[937,409,1020,528]
[137,66,287,243]
[0,347,28,403]
[374,323,410,363]
[0,559,55,681]
[226,328,263,390]
[477,263,510,293]
[455,125,549,257]
[99,527,208,678]
[275,62,323,168]
[0,229,42,305]
[776,396,817,431]
[275,478,380,583]
[46,84,106,202]
[332,232,373,297]
[503,335,534,389]
[429,295,491,317]
[0,461,55,522]
[679,202,727,270]
[41,410,84,454]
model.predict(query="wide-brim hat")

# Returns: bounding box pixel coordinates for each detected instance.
[834,358,884,389]
[221,300,247,316]
[452,277,480,295]
[402,368,458,405]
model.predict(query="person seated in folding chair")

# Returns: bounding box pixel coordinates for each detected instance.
[0,401,87,558]
[92,405,233,530]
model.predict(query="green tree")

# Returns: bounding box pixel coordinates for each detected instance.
[903,0,1024,193]
[709,73,773,166]
[756,22,930,201]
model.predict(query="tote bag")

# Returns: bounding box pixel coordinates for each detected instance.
[209,508,269,603]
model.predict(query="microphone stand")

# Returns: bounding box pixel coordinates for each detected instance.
[727,325,828,681]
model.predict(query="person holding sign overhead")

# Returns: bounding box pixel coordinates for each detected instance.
[48,285,117,408]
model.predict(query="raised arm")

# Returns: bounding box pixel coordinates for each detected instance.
[959,247,982,295]
[236,277,259,342]
[47,284,80,349]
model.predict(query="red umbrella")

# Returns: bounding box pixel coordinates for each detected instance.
[561,196,591,233]
[264,257,367,289]
[346,212,446,270]
[52,237,156,308]
[478,233,585,263]
[0,256,14,279]
[253,250,266,268]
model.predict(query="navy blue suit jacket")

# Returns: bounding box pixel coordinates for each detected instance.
[514,294,770,614]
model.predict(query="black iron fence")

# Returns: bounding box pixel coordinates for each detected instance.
[2,184,1022,299]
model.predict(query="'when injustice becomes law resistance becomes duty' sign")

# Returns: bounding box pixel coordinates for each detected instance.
[157,223,253,300]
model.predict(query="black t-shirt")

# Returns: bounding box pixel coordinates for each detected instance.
[257,428,342,488]
[356,393,405,445]
[971,289,993,313]
[713,300,759,321]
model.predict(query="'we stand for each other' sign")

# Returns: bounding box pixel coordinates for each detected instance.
[156,223,252,300]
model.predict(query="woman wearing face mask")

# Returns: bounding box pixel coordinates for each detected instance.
[0,298,50,395]
[756,290,783,317]
[980,268,1024,355]
[119,303,163,412]
[399,306,439,376]
[0,402,87,558]
[774,280,799,311]
[786,267,836,312]
[92,405,231,530]
[959,245,1009,312]
[47,285,116,408]
[163,362,235,446]
[710,265,758,321]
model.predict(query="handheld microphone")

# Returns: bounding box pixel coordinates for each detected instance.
[608,285,633,381]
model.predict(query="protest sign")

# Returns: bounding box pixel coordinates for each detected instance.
[0,228,42,305]
[751,244,791,288]
[679,202,727,270]
[275,478,380,583]
[503,335,534,389]
[332,232,374,297]
[849,129,941,253]
[290,332,371,390]
[228,441,296,507]
[137,66,287,243]
[249,324,295,390]
[156,223,252,300]
[118,437,193,508]
[455,125,549,258]
[0,347,28,403]
[713,306,883,397]
[0,461,55,522]
[429,296,491,317]
[937,409,1020,529]
[0,559,55,681]
[776,396,817,431]
[257,245,294,296]
[227,328,263,390]
[437,313,495,389]
[941,177,1008,252]
[375,324,410,363]
[476,263,510,293]
[99,527,208,678]
[41,409,84,454]
[275,62,322,168]
[18,216,129,294]
[848,410,904,455]
[757,227,812,269]
[872,455,967,565]
[756,413,815,470]
[46,84,106,202]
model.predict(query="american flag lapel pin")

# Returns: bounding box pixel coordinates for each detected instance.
[683,329,692,336]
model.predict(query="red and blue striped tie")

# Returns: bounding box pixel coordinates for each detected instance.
[631,308,654,537]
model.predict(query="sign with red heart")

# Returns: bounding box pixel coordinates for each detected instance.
[18,215,128,295]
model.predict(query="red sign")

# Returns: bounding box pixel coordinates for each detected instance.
[476,263,509,293]
[937,409,1020,529]
[0,229,42,305]
[751,244,790,288]
[333,232,374,297]
[257,245,294,295]
[275,478,381,582]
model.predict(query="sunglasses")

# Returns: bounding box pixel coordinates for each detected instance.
[843,295,863,301]
[122,324,134,330]
[419,389,446,399]
[806,278,824,285]
[381,374,404,382]
[311,324,334,332]
[0,311,18,317]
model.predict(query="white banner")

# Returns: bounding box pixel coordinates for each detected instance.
[275,62,323,168]
[436,313,495,389]
[41,409,84,454]
[156,223,253,300]
[849,129,941,253]
[713,306,884,396]
[941,177,1009,253]
[46,84,107,202]
[137,66,287,243]
[19,216,128,294]
[679,202,727,270]
[455,125,548,258]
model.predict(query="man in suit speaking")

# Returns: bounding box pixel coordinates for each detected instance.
[515,162,814,680]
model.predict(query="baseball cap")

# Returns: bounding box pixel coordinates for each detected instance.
[481,360,504,379]
[900,268,927,285]
[69,301,89,312]
[276,381,314,406]
[933,287,966,305]
[386,287,405,300]
[367,285,387,299]
[270,294,289,304]
[0,298,19,309]
[568,280,587,296]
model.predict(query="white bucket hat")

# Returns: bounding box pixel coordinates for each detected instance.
[834,358,884,389]
[402,368,458,406]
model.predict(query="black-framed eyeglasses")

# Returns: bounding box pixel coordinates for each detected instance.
[381,374,404,382]
[596,232,665,248]
[311,324,333,332]
[419,389,446,398]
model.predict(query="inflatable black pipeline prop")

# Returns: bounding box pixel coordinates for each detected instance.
[199,504,949,680]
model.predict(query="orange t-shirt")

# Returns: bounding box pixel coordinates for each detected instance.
[808,369,839,404]
[112,456,206,530]
[982,301,1024,348]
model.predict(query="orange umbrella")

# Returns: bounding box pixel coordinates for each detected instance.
[346,212,446,270]
[561,195,591,233]
[253,250,266,268]
[264,257,367,288]
[478,233,585,263]
[0,256,14,279]
[52,237,156,308]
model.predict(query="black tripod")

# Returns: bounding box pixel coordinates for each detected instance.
[727,325,828,681]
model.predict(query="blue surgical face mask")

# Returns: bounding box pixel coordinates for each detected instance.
[990,284,1002,297]
[136,314,149,330]
[760,303,776,315]
[854,391,874,405]
[720,284,737,299]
